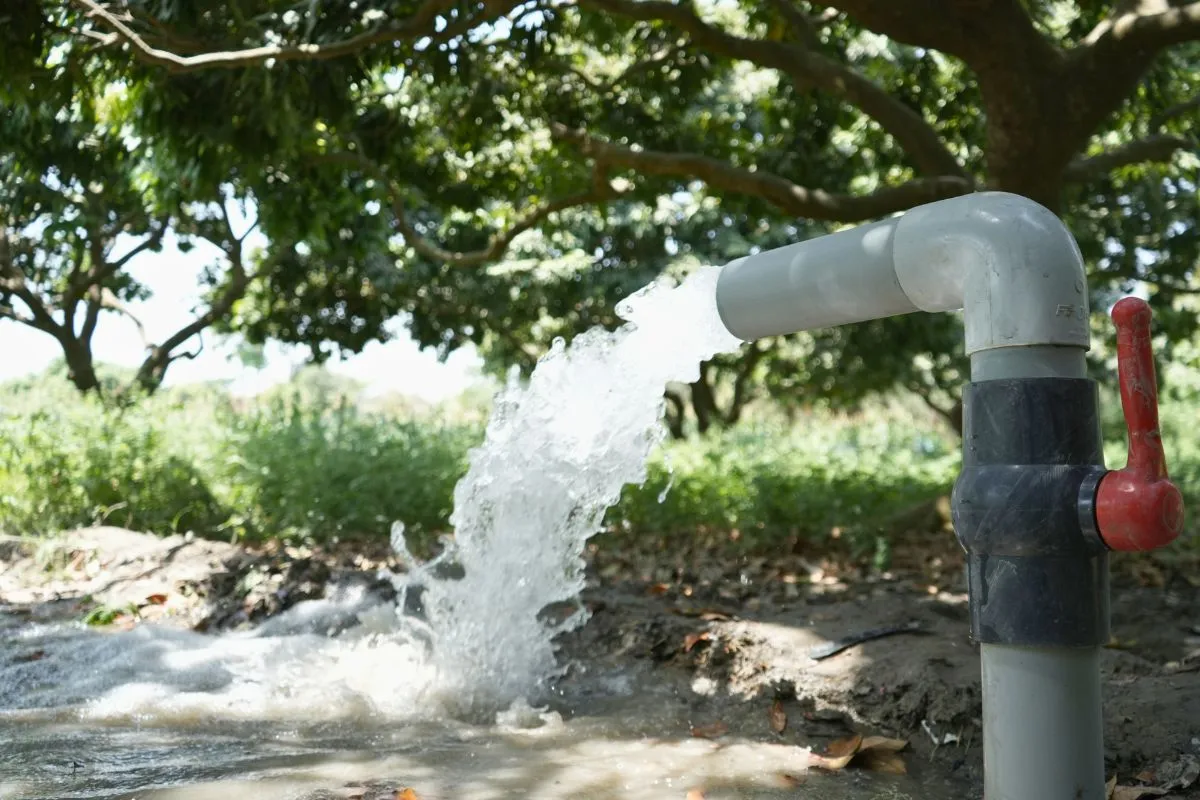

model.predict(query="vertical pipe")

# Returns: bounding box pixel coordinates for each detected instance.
[981,645,1106,800]
[966,347,1107,800]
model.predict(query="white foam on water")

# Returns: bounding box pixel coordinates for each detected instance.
[0,266,742,728]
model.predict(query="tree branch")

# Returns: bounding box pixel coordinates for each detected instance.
[551,123,973,222]
[110,227,166,270]
[1082,1,1200,51]
[327,150,623,267]
[134,239,259,390]
[80,286,147,346]
[0,227,63,338]
[65,224,164,339]
[1064,133,1196,180]
[724,340,768,426]
[72,0,520,72]
[0,303,35,327]
[818,0,1060,70]
[765,0,821,46]
[80,286,103,344]
[1150,93,1200,128]
[575,0,968,179]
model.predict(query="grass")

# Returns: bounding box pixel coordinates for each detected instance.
[1,368,1197,562]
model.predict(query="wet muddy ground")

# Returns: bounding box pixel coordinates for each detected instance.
[1,526,1198,799]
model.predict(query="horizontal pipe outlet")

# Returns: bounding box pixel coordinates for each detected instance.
[715,192,1091,356]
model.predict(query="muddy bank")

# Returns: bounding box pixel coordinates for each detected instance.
[1,526,1198,798]
[0,527,399,633]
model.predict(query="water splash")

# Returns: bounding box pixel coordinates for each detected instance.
[392,265,741,711]
[0,266,741,733]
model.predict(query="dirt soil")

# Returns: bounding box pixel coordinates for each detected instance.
[1,525,1198,798]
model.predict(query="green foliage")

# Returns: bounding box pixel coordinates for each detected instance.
[82,602,140,627]
[0,369,484,552]
[3,368,1199,558]
[0,390,230,535]
[1,369,962,553]
[5,2,1200,430]
[219,394,479,545]
[609,418,959,555]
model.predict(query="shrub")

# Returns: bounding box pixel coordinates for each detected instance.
[0,395,227,535]
[218,394,480,549]
[608,418,959,557]
[2,367,1196,561]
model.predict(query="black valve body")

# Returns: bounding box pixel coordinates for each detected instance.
[951,378,1110,647]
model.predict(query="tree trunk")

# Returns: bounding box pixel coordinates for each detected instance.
[62,338,101,394]
[690,366,718,435]
[663,388,686,439]
[134,347,172,396]
[946,398,963,438]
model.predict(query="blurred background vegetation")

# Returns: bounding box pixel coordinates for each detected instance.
[3,361,1197,566]
[2,1,1199,565]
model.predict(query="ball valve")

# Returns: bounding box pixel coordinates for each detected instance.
[1085,297,1185,552]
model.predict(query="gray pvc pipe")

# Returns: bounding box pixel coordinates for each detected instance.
[714,192,1108,800]
[971,347,1104,800]
[970,345,1087,381]
[714,216,916,339]
[981,645,1106,800]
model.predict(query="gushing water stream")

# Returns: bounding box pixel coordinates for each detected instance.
[390,265,741,712]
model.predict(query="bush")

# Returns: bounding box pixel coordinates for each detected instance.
[2,367,1197,560]
[218,394,480,548]
[0,395,228,535]
[608,418,959,556]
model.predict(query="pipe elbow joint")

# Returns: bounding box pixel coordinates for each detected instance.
[892,191,1090,356]
[714,191,1092,356]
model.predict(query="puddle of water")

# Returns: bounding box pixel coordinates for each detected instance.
[1,668,968,800]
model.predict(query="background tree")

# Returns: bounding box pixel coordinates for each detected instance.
[0,17,271,395]
[9,1,1197,429]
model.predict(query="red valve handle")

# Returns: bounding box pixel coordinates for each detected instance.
[1094,297,1185,551]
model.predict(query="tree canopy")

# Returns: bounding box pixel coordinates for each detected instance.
[1,1,1197,428]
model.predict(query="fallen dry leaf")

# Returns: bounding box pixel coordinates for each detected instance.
[809,734,863,770]
[1131,561,1166,588]
[685,789,706,800]
[1155,753,1200,790]
[860,736,908,753]
[689,721,729,739]
[769,699,787,734]
[1134,770,1157,784]
[648,583,671,596]
[1112,787,1167,800]
[859,749,907,775]
[809,733,908,773]
[144,593,168,606]
[683,631,711,652]
[669,607,732,621]
[395,789,421,800]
